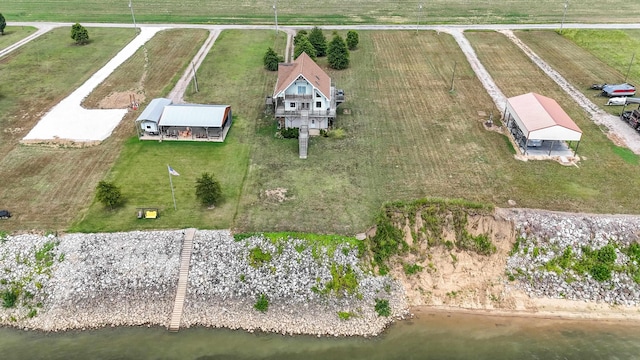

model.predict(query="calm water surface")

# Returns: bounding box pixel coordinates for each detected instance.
[2,310,640,359]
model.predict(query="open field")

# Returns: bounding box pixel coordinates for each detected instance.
[71,30,284,232]
[466,30,640,211]
[0,26,37,49]
[2,1,639,25]
[0,28,207,232]
[515,30,640,116]
[234,31,509,234]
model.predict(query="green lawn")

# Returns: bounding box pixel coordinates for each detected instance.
[2,0,639,25]
[71,30,284,232]
[0,26,37,49]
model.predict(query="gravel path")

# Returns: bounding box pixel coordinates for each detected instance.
[0,230,407,336]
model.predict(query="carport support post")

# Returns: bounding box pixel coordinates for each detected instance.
[168,165,177,210]
[574,141,581,157]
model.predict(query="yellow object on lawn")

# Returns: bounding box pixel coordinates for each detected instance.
[145,210,158,219]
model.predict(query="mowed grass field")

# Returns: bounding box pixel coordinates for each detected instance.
[3,0,639,25]
[71,30,284,232]
[0,28,209,232]
[466,31,640,212]
[514,30,640,116]
[234,31,511,234]
[0,26,37,49]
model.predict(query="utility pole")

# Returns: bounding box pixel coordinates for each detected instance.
[129,0,138,32]
[273,1,278,35]
[416,4,423,33]
[625,52,635,83]
[560,0,568,34]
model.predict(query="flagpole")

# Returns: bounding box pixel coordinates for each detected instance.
[168,165,177,210]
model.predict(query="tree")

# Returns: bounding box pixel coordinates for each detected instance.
[263,47,281,71]
[346,30,359,50]
[308,26,327,57]
[0,14,6,36]
[95,181,122,210]
[195,172,222,206]
[70,23,89,45]
[327,34,350,70]
[293,30,307,46]
[294,36,317,61]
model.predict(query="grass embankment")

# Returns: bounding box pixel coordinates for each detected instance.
[514,30,640,116]
[0,26,37,49]
[71,30,284,231]
[2,0,639,24]
[466,30,640,213]
[368,198,495,274]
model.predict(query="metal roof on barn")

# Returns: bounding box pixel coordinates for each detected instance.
[506,93,582,141]
[159,104,231,128]
[135,98,173,124]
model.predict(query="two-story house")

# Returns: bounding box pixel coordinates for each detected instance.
[273,52,344,136]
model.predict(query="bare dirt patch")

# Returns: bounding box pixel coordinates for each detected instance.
[262,188,290,203]
[392,213,518,309]
[96,91,146,109]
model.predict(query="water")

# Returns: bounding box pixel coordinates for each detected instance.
[2,309,640,360]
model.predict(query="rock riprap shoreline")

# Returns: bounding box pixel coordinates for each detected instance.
[0,230,407,335]
[502,209,640,306]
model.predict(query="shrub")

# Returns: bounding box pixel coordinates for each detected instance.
[324,264,359,297]
[294,36,317,60]
[403,263,423,275]
[374,299,391,317]
[293,30,308,46]
[327,128,346,139]
[2,287,19,308]
[95,181,122,209]
[70,23,89,45]
[263,47,281,71]
[195,172,223,206]
[327,34,349,70]
[346,30,359,50]
[337,311,354,320]
[308,26,327,57]
[280,127,299,139]
[249,247,272,267]
[254,294,269,312]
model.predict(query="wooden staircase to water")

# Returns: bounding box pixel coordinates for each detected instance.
[168,228,196,332]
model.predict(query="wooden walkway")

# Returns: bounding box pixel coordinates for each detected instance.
[168,228,196,332]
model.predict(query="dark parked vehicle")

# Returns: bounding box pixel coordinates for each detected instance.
[0,210,11,219]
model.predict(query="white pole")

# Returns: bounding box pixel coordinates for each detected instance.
[273,3,278,35]
[129,0,137,32]
[625,52,635,83]
[168,165,177,210]
[416,4,423,33]
[560,1,568,33]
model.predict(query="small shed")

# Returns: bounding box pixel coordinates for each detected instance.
[504,93,582,156]
[135,98,173,135]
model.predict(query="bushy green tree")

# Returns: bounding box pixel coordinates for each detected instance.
[308,26,327,57]
[293,30,307,46]
[0,14,6,36]
[294,36,317,60]
[346,30,359,50]
[263,47,280,71]
[327,34,349,70]
[71,23,89,45]
[195,172,223,206]
[95,181,122,209]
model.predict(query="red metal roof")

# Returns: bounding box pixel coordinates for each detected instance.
[273,52,331,99]
[508,93,582,133]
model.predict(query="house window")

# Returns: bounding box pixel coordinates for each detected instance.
[316,101,321,108]
[290,102,296,108]
[146,125,151,129]
[297,86,306,94]
[311,119,315,124]
[316,92,321,98]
